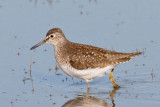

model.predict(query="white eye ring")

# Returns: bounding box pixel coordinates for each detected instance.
[50,34,55,38]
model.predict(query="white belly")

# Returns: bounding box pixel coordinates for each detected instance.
[61,64,114,80]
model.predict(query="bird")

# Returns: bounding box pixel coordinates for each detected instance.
[30,28,141,89]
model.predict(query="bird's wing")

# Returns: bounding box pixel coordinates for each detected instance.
[68,43,141,70]
[69,51,112,70]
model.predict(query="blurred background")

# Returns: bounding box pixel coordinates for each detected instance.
[0,0,160,107]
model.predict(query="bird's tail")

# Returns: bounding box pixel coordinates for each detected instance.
[116,52,142,63]
[128,52,142,58]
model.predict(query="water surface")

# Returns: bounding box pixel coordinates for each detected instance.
[0,0,160,107]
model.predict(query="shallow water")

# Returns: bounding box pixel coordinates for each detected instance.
[0,0,160,107]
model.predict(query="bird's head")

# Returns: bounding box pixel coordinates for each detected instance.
[30,28,67,50]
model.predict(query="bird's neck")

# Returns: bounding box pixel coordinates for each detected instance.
[54,41,71,65]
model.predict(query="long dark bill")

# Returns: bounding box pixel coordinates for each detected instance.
[30,40,46,50]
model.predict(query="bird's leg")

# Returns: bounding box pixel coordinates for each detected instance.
[109,68,120,88]
[85,80,90,89]
[86,87,90,98]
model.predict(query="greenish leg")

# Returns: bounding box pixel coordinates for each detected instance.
[109,69,120,88]
[85,80,90,89]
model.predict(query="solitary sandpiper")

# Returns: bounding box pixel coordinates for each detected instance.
[30,28,141,89]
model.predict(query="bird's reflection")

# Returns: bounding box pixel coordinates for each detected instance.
[110,88,118,107]
[62,88,118,107]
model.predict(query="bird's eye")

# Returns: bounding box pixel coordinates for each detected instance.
[50,34,54,38]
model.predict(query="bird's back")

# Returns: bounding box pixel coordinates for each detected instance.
[56,41,141,70]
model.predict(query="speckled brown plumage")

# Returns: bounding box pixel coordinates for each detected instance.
[54,41,141,70]
[36,28,142,71]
